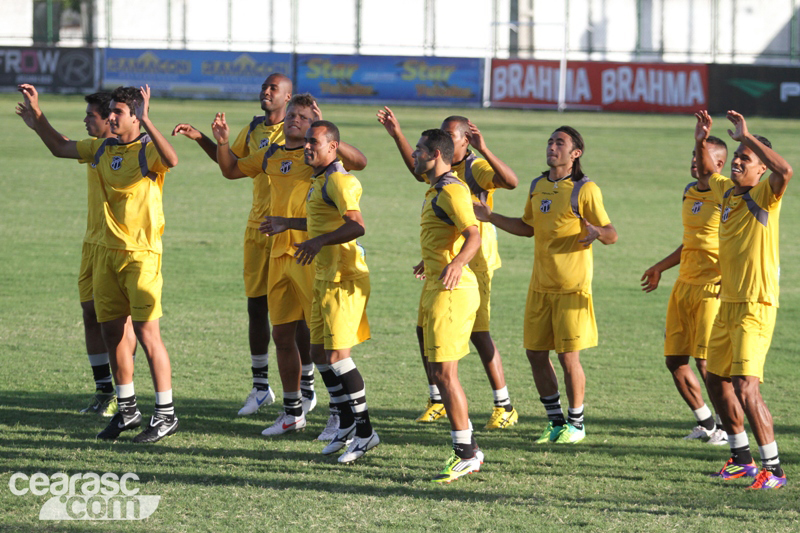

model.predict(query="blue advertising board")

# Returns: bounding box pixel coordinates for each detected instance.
[296,54,482,105]
[103,49,292,99]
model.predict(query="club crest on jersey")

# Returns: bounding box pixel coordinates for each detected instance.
[280,160,292,174]
[692,201,703,214]
[259,139,269,149]
[110,156,123,171]
[307,187,314,201]
[540,199,552,213]
[722,206,732,222]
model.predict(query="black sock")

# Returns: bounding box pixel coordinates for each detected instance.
[731,446,753,465]
[118,395,138,422]
[698,416,715,431]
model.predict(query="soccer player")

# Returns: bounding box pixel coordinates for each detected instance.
[411,128,484,483]
[20,83,181,443]
[15,90,138,417]
[474,126,617,445]
[261,120,378,463]
[696,110,792,490]
[640,131,729,444]
[377,106,520,430]
[172,73,318,417]
[211,94,366,438]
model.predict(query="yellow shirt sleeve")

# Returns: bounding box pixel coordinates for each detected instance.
[328,173,363,216]
[237,148,268,178]
[581,182,612,227]
[708,173,731,204]
[76,138,102,163]
[145,143,169,174]
[231,123,251,159]
[440,183,479,233]
[470,159,497,191]
[750,178,781,209]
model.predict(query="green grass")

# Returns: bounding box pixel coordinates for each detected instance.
[1,94,799,532]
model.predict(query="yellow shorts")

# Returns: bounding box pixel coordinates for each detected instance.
[420,288,479,363]
[472,270,493,332]
[707,302,776,381]
[524,290,597,353]
[78,241,102,303]
[310,276,371,349]
[267,254,313,325]
[93,247,162,323]
[664,280,720,359]
[243,227,270,298]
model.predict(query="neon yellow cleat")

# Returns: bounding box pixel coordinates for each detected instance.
[534,421,563,444]
[553,422,586,444]
[80,392,118,417]
[416,399,446,423]
[432,450,483,484]
[484,406,519,430]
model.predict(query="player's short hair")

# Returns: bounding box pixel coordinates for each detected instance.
[287,93,316,111]
[706,135,728,154]
[310,120,339,143]
[754,134,772,149]
[421,128,454,164]
[110,87,143,116]
[553,125,585,179]
[442,115,470,138]
[84,92,112,119]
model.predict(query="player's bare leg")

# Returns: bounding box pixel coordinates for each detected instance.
[262,321,306,436]
[416,325,445,422]
[472,331,517,429]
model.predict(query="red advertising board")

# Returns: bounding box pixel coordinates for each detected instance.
[491,59,708,113]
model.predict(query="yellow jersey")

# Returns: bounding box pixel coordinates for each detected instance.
[238,144,314,258]
[451,152,502,272]
[231,117,286,230]
[521,174,611,294]
[710,174,781,306]
[420,173,479,291]
[306,160,369,282]
[77,145,106,245]
[76,135,169,253]
[678,181,726,285]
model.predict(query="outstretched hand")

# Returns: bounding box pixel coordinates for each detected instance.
[376,106,402,138]
[726,110,748,142]
[640,267,661,293]
[172,123,202,140]
[15,100,35,129]
[210,113,230,144]
[17,84,40,114]
[134,85,151,122]
[694,110,712,143]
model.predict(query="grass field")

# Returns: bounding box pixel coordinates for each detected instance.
[1,92,799,532]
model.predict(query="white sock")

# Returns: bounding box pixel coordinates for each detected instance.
[692,404,712,422]
[492,386,511,407]
[155,389,173,405]
[728,431,749,449]
[429,385,441,402]
[88,353,109,366]
[251,353,268,367]
[117,382,135,398]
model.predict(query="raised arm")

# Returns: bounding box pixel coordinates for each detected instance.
[210,112,247,180]
[17,84,80,159]
[727,110,793,197]
[337,142,368,172]
[474,200,534,237]
[467,120,518,190]
[641,245,682,293]
[376,106,424,182]
[694,111,718,179]
[135,85,178,168]
[172,123,221,162]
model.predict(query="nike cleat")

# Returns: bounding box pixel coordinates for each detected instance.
[317,412,340,441]
[261,412,306,436]
[711,458,758,480]
[96,411,142,440]
[534,421,563,444]
[132,414,179,443]
[553,422,586,444]
[432,450,483,484]
[338,431,380,463]
[238,386,275,416]
[748,469,787,490]
[484,407,519,430]
[416,399,446,423]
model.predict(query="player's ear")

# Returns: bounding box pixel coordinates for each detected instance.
[572,148,583,160]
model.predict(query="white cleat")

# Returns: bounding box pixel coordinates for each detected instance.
[317,413,340,441]
[322,424,355,455]
[238,387,275,416]
[338,430,379,463]
[684,425,713,440]
[261,412,306,436]
[707,427,728,446]
[302,391,317,415]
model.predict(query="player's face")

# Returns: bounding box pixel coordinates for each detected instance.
[84,104,109,138]
[546,131,580,169]
[304,126,337,167]
[108,101,137,136]
[730,144,767,187]
[260,75,291,113]
[284,104,316,141]
[412,137,436,174]
[441,120,468,159]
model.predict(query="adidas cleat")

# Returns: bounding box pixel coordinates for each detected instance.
[711,458,758,480]
[432,451,483,484]
[748,469,787,490]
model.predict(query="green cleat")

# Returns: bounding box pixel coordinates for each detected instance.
[432,450,483,484]
[553,422,585,444]
[80,392,118,417]
[534,421,563,444]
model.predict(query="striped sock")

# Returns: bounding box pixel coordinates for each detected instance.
[331,358,372,438]
[540,392,566,426]
[251,353,269,391]
[283,391,303,417]
[492,386,512,410]
[300,364,315,400]
[567,405,585,430]
[88,353,113,393]
[317,363,353,428]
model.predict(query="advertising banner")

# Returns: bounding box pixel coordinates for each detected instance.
[296,54,482,105]
[0,47,95,92]
[708,64,800,117]
[491,59,708,113]
[103,49,292,99]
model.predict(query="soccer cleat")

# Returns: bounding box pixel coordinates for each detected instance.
[707,427,728,446]
[534,421,563,444]
[238,387,275,416]
[317,413,340,441]
[96,411,142,440]
[322,424,355,455]
[302,391,317,415]
[553,422,586,444]
[484,406,519,430]
[432,451,482,484]
[748,469,787,490]
[132,414,179,443]
[261,412,306,436]
[338,430,380,463]
[80,392,117,416]
[711,458,758,480]
[684,425,714,440]
[416,399,446,423]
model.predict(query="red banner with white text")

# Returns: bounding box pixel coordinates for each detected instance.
[490,59,708,113]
